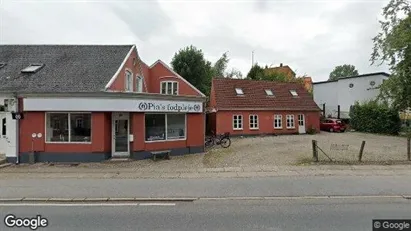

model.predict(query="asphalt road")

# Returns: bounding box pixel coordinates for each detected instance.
[1,175,411,198]
[0,198,410,231]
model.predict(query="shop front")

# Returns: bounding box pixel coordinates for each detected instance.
[13,94,205,163]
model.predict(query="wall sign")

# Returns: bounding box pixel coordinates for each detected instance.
[12,112,24,120]
[23,98,203,113]
[138,101,201,112]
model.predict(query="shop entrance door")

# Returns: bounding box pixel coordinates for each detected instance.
[112,113,130,158]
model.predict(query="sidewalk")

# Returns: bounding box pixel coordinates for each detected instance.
[1,164,410,179]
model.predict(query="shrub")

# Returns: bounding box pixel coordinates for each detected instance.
[349,100,401,135]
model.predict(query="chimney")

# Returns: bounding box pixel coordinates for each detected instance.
[280,63,283,67]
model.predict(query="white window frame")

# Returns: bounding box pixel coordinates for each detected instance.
[136,75,144,93]
[233,115,243,130]
[235,88,244,95]
[21,64,44,73]
[274,115,282,129]
[289,90,298,97]
[160,81,179,95]
[125,70,133,92]
[249,114,259,130]
[144,113,187,143]
[286,114,295,129]
[45,112,92,144]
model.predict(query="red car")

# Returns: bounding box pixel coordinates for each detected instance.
[320,119,346,132]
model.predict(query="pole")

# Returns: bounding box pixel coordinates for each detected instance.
[358,141,366,162]
[312,140,318,162]
[337,105,340,119]
[407,137,410,161]
[251,50,254,67]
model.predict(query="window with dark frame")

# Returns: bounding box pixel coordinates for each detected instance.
[46,113,91,142]
[286,115,295,128]
[161,81,178,95]
[274,115,282,129]
[249,115,259,129]
[233,115,243,130]
[145,114,186,141]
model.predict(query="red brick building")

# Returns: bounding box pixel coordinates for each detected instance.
[0,45,206,163]
[207,78,320,136]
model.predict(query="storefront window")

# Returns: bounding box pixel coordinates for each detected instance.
[145,114,166,141]
[46,113,91,142]
[70,113,91,142]
[167,114,185,139]
[145,114,186,141]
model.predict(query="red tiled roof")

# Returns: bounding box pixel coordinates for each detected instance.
[211,78,320,111]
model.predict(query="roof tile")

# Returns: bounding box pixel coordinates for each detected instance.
[211,78,320,111]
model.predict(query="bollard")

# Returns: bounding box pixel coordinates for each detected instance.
[312,140,318,162]
[358,141,366,162]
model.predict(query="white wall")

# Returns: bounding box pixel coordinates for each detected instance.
[0,96,18,160]
[313,81,338,117]
[313,81,338,108]
[313,73,389,118]
[337,74,388,112]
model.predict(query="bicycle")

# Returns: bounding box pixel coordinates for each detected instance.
[205,132,231,148]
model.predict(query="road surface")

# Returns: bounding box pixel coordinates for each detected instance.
[0,198,410,231]
[1,175,411,198]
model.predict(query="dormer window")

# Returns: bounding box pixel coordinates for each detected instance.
[265,89,273,96]
[21,63,44,73]
[289,90,298,97]
[161,81,178,95]
[235,88,244,95]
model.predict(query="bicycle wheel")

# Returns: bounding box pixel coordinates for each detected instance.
[220,138,231,148]
[205,137,214,148]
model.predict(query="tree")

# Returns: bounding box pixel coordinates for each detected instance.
[225,68,243,78]
[261,72,289,82]
[246,63,302,83]
[171,45,213,95]
[246,64,265,80]
[213,52,229,78]
[328,64,359,81]
[371,0,411,111]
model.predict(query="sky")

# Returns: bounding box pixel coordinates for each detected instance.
[0,0,391,82]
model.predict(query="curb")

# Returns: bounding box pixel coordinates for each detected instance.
[0,197,198,203]
[0,195,408,203]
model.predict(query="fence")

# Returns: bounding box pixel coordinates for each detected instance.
[312,137,411,163]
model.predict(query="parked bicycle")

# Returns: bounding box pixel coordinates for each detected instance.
[205,132,231,148]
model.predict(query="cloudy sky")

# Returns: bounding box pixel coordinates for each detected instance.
[0,0,390,81]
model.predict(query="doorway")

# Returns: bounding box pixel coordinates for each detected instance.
[112,113,130,158]
[298,114,306,134]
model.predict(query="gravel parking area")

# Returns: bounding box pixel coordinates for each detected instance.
[1,132,409,174]
[205,131,410,166]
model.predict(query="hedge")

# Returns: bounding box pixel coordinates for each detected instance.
[349,101,401,135]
